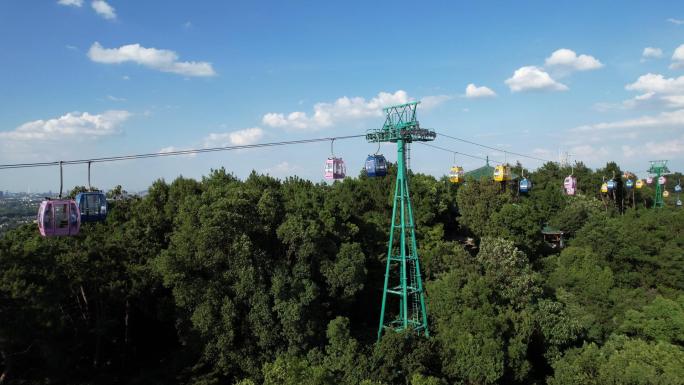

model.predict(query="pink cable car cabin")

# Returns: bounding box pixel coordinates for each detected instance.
[564,176,577,196]
[325,157,346,180]
[38,199,80,237]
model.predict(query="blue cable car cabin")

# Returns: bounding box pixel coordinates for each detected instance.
[75,192,108,222]
[365,154,387,177]
[519,178,532,193]
[606,180,616,191]
[625,179,634,189]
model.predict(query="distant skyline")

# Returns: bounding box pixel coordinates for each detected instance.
[1,1,683,191]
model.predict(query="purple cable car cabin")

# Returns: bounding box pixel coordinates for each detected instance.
[37,199,80,237]
[325,157,346,180]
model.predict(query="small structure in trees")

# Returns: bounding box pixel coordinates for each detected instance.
[542,225,565,249]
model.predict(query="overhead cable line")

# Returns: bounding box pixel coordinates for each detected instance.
[0,134,366,170]
[417,142,504,164]
[435,131,554,163]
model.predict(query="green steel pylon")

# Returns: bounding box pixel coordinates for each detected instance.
[367,101,435,341]
[648,160,670,208]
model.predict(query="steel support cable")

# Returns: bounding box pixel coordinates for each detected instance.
[434,131,554,163]
[0,134,366,170]
[416,142,504,164]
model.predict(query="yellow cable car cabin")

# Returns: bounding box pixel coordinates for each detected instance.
[449,166,464,183]
[635,179,644,189]
[493,165,511,182]
[601,183,608,193]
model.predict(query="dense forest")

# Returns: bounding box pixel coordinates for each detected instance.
[1,161,683,384]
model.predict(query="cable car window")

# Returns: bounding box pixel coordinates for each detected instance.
[87,194,99,214]
[43,204,52,229]
[70,202,79,230]
[55,203,68,229]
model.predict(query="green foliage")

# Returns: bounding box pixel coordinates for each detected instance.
[549,336,684,385]
[370,331,439,384]
[619,295,684,345]
[477,237,541,308]
[262,354,330,385]
[410,372,447,385]
[321,243,367,300]
[548,246,616,340]
[427,238,544,385]
[571,208,684,289]
[549,195,604,237]
[420,240,473,280]
[490,202,544,256]
[1,164,683,385]
[323,317,369,385]
[456,179,511,238]
[534,300,583,363]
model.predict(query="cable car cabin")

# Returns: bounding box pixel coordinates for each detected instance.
[365,154,387,177]
[325,157,346,180]
[677,199,682,207]
[606,180,616,191]
[601,183,608,193]
[675,184,682,193]
[519,178,532,193]
[38,199,80,237]
[635,179,644,189]
[75,192,108,222]
[449,166,464,183]
[625,179,634,189]
[646,176,653,184]
[663,190,670,198]
[493,165,511,182]
[563,176,577,195]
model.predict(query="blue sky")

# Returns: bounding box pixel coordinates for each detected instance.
[1,0,683,192]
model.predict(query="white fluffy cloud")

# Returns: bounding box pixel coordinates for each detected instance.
[670,44,684,69]
[262,90,411,131]
[642,47,663,59]
[0,110,130,141]
[57,0,83,6]
[505,66,568,92]
[623,137,684,157]
[569,145,610,161]
[573,109,684,131]
[626,73,684,94]
[203,127,264,147]
[91,0,116,20]
[545,48,603,72]
[420,95,452,109]
[465,83,497,98]
[596,73,684,110]
[667,18,684,25]
[263,161,300,177]
[88,42,216,77]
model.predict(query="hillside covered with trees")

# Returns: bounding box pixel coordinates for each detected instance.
[1,162,683,384]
